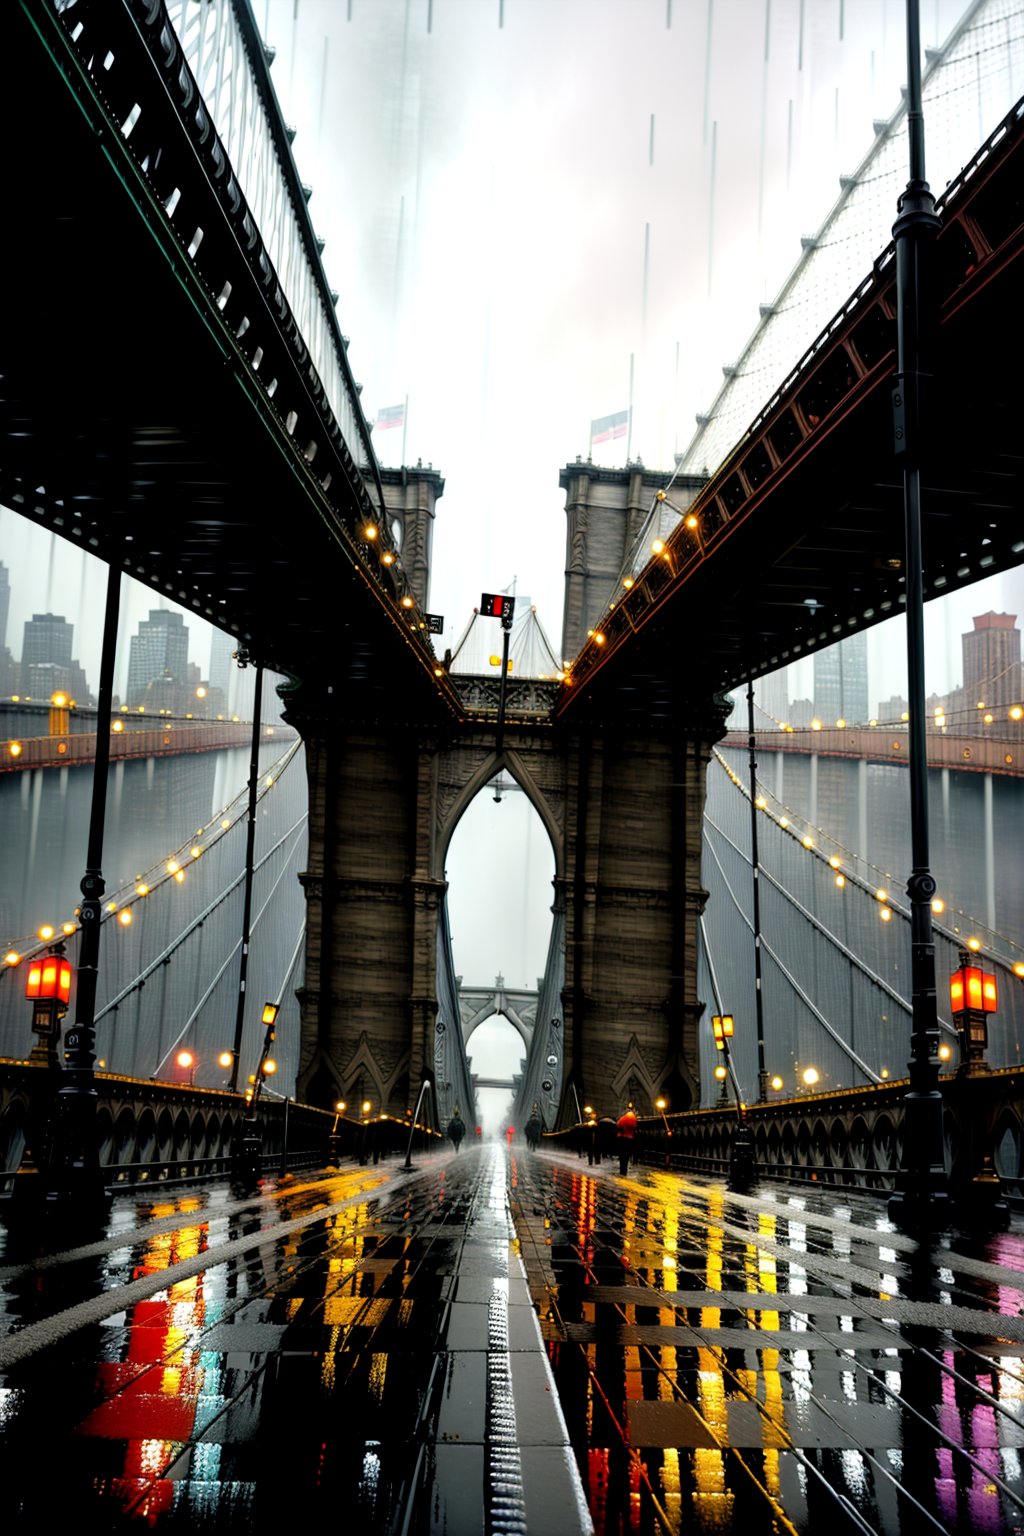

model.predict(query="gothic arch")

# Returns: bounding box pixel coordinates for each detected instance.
[464,1007,532,1054]
[436,746,564,883]
[609,1034,657,1111]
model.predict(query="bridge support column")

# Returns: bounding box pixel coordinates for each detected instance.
[290,697,446,1121]
[559,699,727,1125]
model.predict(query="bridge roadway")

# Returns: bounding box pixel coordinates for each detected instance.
[4,1149,1024,1533]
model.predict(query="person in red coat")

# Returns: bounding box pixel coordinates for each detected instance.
[616,1104,638,1176]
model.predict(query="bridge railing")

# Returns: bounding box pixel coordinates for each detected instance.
[44,0,426,630]
[544,1067,1024,1208]
[160,0,380,504]
[0,1061,444,1195]
[1,719,267,771]
[560,91,1024,700]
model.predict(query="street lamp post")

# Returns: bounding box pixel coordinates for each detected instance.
[655,1096,672,1168]
[712,1013,734,1104]
[887,0,951,1229]
[46,558,122,1205]
[480,592,515,755]
[229,654,264,1094]
[949,951,996,1076]
[947,952,1008,1227]
[231,1001,278,1188]
[746,681,768,1101]
[176,1048,197,1087]
[26,947,72,1068]
[712,1013,755,1189]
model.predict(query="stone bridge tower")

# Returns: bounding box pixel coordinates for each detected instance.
[291,458,727,1126]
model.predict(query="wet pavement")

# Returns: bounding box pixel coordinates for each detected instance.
[2,1147,1024,1533]
[514,1151,1024,1535]
[0,1145,586,1533]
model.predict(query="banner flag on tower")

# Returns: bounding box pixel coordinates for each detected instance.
[373,402,405,430]
[590,409,628,445]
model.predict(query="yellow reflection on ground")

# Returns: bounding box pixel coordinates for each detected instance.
[660,1445,682,1529]
[320,1324,342,1390]
[368,1350,388,1404]
[693,1373,733,1524]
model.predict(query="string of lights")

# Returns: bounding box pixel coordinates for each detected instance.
[571,5,1024,665]
[712,744,1024,976]
[0,739,303,968]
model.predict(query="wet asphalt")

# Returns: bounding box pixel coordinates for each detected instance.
[1,1144,1024,1533]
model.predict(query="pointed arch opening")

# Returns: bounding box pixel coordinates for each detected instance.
[443,756,560,1137]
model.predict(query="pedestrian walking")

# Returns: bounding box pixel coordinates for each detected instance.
[447,1108,466,1152]
[616,1103,638,1176]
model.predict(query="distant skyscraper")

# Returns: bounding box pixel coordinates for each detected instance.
[963,612,1020,712]
[755,665,789,724]
[0,562,10,649]
[0,563,13,695]
[813,632,868,725]
[23,612,72,671]
[208,627,235,715]
[20,612,89,699]
[126,610,189,707]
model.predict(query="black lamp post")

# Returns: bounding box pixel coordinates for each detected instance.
[712,1012,734,1105]
[480,592,515,754]
[713,1013,755,1189]
[231,1000,278,1188]
[746,680,768,1101]
[229,654,264,1093]
[887,0,951,1229]
[655,1095,672,1167]
[46,559,121,1205]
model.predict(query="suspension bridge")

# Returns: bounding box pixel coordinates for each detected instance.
[2,0,1024,1530]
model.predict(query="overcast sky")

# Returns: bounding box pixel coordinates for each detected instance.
[255,0,1017,657]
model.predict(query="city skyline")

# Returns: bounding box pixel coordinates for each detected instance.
[0,539,262,720]
[3,505,1022,717]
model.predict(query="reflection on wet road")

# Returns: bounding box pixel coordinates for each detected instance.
[0,1150,584,1533]
[4,1149,1024,1533]
[512,1152,1024,1535]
